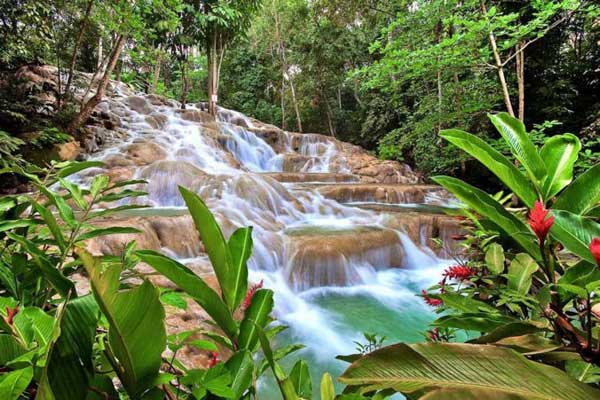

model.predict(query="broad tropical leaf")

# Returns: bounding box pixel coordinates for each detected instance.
[0,367,33,400]
[226,350,254,399]
[238,289,274,351]
[432,176,540,259]
[550,210,600,264]
[41,296,99,400]
[179,186,236,309]
[339,342,600,399]
[507,253,539,295]
[440,129,538,207]
[290,360,312,399]
[553,164,600,215]
[540,134,580,200]
[228,226,252,310]
[484,243,505,275]
[78,249,165,398]
[136,250,238,339]
[489,113,547,182]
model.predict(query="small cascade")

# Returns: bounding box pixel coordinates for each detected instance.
[80,91,463,383]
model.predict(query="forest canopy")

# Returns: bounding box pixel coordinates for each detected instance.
[1,0,599,182]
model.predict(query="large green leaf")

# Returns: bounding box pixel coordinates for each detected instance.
[238,289,274,351]
[32,202,66,252]
[433,313,516,332]
[289,359,312,399]
[0,335,26,365]
[507,253,539,295]
[540,134,581,200]
[339,342,600,399]
[440,129,537,207]
[553,164,600,215]
[484,243,505,275]
[470,322,546,345]
[78,249,165,398]
[437,292,498,314]
[0,367,33,400]
[228,227,252,310]
[179,186,235,309]
[136,250,238,339]
[225,350,254,399]
[489,113,546,182]
[550,210,600,264]
[42,296,99,400]
[432,176,540,260]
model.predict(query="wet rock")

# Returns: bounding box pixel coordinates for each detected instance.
[284,226,403,290]
[148,214,204,258]
[53,140,81,161]
[145,113,168,129]
[86,218,162,256]
[316,184,443,204]
[124,95,154,115]
[176,109,214,124]
[125,141,168,165]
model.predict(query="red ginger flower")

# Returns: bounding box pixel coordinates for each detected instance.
[5,306,18,325]
[207,351,219,368]
[421,290,442,307]
[442,265,475,281]
[427,328,440,342]
[243,280,263,309]
[528,201,554,244]
[590,238,600,267]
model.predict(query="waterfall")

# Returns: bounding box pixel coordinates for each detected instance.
[80,92,461,395]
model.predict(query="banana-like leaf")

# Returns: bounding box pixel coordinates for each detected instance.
[136,250,238,339]
[484,243,505,275]
[489,113,547,182]
[469,322,546,344]
[507,253,539,295]
[0,367,33,400]
[0,335,26,365]
[550,210,600,264]
[432,313,516,332]
[228,227,252,310]
[179,186,236,310]
[440,129,537,207]
[238,289,274,351]
[339,342,600,399]
[553,164,600,215]
[432,176,541,260]
[42,296,99,400]
[540,134,580,200]
[77,249,165,398]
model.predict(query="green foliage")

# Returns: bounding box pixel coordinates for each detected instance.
[339,113,600,398]
[0,163,301,399]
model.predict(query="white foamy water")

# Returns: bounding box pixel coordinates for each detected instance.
[80,93,453,394]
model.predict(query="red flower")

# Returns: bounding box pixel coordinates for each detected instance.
[421,290,442,307]
[207,351,219,368]
[427,328,440,342]
[5,306,18,325]
[590,238,600,266]
[528,201,554,244]
[243,280,264,309]
[442,265,475,281]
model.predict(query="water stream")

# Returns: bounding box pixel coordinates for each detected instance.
[80,91,459,396]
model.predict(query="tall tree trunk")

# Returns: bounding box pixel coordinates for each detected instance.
[67,34,126,133]
[207,31,219,116]
[61,0,94,109]
[281,80,286,130]
[272,0,302,132]
[481,1,514,117]
[97,36,103,69]
[516,41,525,121]
[180,59,188,109]
[149,46,162,94]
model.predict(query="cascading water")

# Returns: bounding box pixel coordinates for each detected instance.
[81,92,461,397]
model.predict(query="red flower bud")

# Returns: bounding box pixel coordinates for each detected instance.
[590,237,600,267]
[243,280,263,309]
[421,290,442,307]
[442,265,475,281]
[528,201,554,244]
[207,351,219,368]
[427,328,440,341]
[5,306,18,325]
